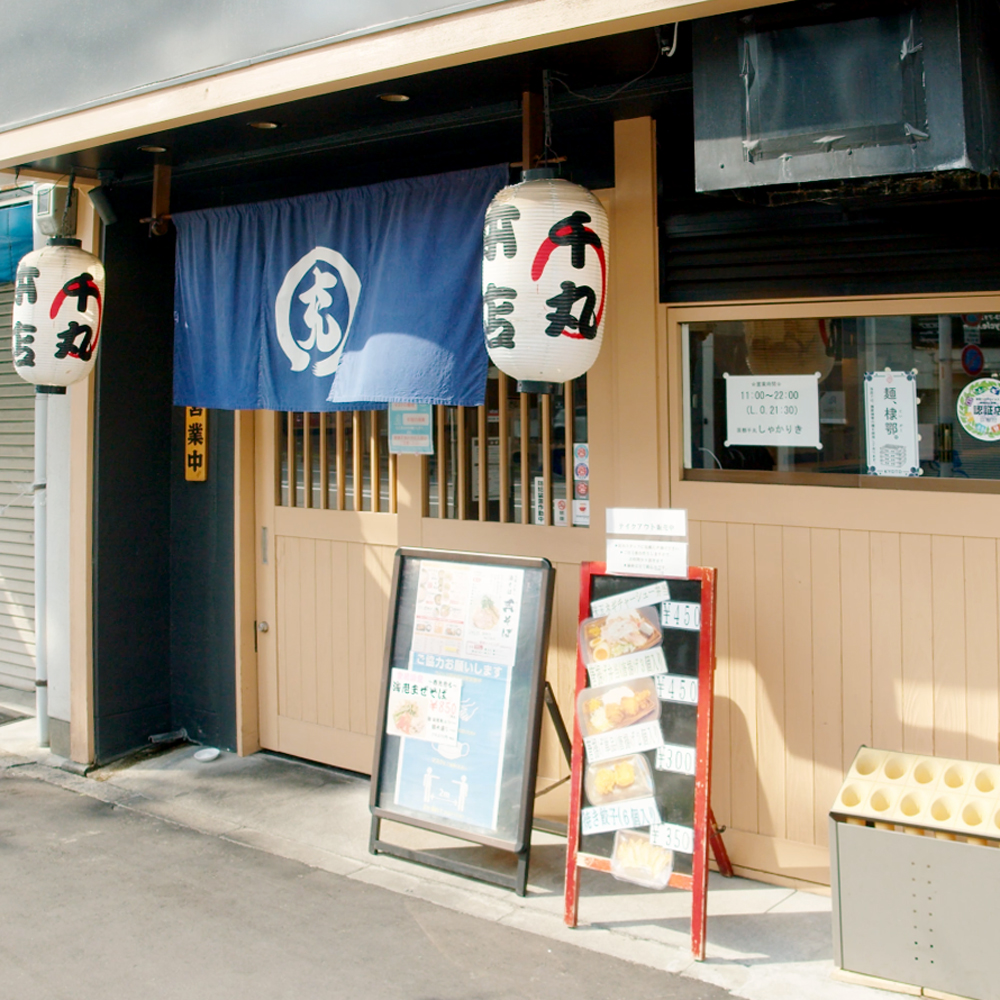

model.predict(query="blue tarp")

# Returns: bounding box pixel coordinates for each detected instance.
[0,202,32,284]
[173,164,508,411]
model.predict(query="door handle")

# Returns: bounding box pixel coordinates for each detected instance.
[257,621,269,633]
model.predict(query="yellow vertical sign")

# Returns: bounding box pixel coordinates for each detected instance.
[185,407,208,481]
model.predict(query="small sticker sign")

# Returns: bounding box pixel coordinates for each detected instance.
[655,674,699,705]
[587,647,668,688]
[660,601,701,631]
[581,796,662,835]
[584,720,665,763]
[606,508,687,538]
[184,407,208,481]
[864,370,921,476]
[957,377,1000,442]
[655,743,697,775]
[388,402,434,454]
[650,821,694,854]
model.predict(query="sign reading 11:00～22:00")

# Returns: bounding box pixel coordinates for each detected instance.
[723,373,821,450]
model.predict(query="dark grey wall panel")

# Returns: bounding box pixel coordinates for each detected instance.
[94,186,237,762]
[93,188,175,763]
[170,407,236,751]
[1,0,513,133]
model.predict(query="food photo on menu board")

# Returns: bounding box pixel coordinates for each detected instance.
[390,561,524,834]
[575,589,701,888]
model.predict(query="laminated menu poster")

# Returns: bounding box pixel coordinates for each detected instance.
[371,550,554,859]
[576,577,704,884]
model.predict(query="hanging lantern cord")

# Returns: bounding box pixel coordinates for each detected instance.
[58,171,76,239]
[542,70,560,171]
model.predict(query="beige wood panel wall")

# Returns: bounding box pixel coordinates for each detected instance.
[686,520,1000,887]
[670,296,1000,887]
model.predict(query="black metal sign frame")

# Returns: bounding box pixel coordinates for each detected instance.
[369,548,554,895]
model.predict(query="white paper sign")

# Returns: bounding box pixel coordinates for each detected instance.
[655,743,697,775]
[572,500,590,526]
[864,370,921,476]
[590,582,672,617]
[606,508,687,538]
[581,796,662,835]
[724,373,822,449]
[386,668,462,745]
[655,673,699,705]
[650,821,695,854]
[660,601,701,631]
[587,647,668,688]
[606,539,688,578]
[584,721,665,762]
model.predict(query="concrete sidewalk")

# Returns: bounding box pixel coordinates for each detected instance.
[0,702,892,1000]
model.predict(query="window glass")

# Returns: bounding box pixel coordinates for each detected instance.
[685,313,1000,480]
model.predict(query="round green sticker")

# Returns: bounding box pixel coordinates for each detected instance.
[957,377,1000,442]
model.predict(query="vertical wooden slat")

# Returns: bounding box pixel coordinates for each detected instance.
[931,535,967,759]
[541,393,552,527]
[477,404,488,521]
[299,539,318,722]
[369,410,380,514]
[811,528,842,848]
[388,452,398,514]
[302,413,312,508]
[352,411,363,512]
[870,532,904,751]
[498,373,510,523]
[456,406,467,521]
[437,406,448,519]
[783,525,814,844]
[754,525,785,840]
[315,540,334,728]
[900,534,934,756]
[347,542,367,733]
[840,530,872,770]
[274,411,283,507]
[966,538,999,763]
[330,541,351,733]
[286,411,296,508]
[318,413,328,510]
[726,522,758,835]
[520,392,529,524]
[335,412,346,511]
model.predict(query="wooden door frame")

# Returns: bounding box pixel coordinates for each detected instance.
[234,410,261,755]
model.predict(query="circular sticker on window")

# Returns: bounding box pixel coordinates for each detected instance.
[957,377,1000,441]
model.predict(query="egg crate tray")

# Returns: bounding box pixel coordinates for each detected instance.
[832,747,1000,841]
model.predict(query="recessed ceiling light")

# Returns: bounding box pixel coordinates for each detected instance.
[248,120,281,129]
[138,144,167,153]
[379,93,410,103]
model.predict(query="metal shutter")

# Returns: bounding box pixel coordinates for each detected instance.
[0,284,34,690]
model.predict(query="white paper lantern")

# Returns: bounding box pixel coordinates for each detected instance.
[482,175,609,388]
[10,238,106,388]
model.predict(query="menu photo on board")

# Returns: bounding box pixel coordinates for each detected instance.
[391,560,524,833]
[573,577,706,889]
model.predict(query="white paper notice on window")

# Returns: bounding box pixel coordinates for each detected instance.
[864,370,922,477]
[724,373,822,449]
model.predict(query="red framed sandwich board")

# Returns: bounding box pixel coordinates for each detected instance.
[563,563,732,960]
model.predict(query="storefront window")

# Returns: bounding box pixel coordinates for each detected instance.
[684,313,1000,482]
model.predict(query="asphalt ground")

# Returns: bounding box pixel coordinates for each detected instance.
[0,772,733,1000]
